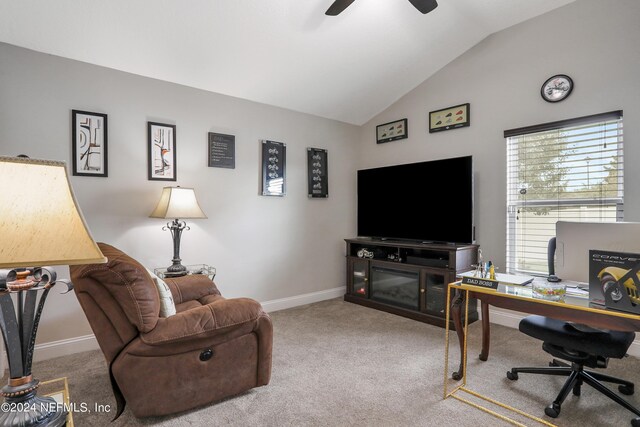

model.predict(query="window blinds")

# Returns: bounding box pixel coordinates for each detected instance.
[505,111,624,275]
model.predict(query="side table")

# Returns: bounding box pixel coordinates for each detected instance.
[154,264,216,281]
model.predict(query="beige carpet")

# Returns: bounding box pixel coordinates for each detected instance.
[4,298,640,426]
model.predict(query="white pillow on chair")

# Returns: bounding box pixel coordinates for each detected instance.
[146,268,176,318]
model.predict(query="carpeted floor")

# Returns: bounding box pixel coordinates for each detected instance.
[5,298,640,426]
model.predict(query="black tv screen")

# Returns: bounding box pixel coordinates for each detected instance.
[357,156,473,243]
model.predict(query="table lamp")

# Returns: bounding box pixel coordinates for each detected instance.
[0,156,106,427]
[149,186,207,276]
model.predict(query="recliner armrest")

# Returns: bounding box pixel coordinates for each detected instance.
[163,274,221,304]
[140,297,265,345]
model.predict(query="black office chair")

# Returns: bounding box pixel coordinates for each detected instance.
[507,315,640,426]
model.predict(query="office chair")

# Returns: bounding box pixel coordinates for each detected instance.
[507,315,640,425]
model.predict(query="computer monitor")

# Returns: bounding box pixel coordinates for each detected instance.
[555,221,640,283]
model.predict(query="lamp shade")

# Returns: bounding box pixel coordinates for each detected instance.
[149,186,207,219]
[0,156,106,268]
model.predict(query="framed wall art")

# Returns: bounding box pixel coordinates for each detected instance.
[72,110,108,177]
[307,148,328,198]
[376,118,408,144]
[429,103,470,133]
[208,132,235,169]
[261,140,286,196]
[148,122,176,181]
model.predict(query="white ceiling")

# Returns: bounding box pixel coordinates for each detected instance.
[0,0,575,125]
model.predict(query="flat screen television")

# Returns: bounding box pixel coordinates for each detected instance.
[357,156,474,244]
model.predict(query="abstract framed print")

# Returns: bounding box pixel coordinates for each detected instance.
[148,122,177,181]
[72,110,108,177]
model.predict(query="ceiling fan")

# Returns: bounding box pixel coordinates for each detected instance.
[325,0,438,16]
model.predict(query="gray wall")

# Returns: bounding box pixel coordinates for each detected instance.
[1,0,639,358]
[358,0,640,270]
[0,42,359,346]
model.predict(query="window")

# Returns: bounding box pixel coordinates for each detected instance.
[505,111,624,275]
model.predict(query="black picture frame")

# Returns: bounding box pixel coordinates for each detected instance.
[261,140,286,196]
[307,148,328,198]
[208,132,235,169]
[429,103,470,133]
[376,118,408,144]
[148,122,177,181]
[72,110,108,177]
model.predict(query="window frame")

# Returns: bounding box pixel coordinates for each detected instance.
[504,111,624,275]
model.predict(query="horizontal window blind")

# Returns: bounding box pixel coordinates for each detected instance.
[506,111,624,275]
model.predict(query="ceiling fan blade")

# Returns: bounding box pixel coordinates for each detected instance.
[325,0,356,16]
[408,0,438,14]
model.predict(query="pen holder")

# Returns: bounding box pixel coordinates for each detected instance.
[532,281,567,302]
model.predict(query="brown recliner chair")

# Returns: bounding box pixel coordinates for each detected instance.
[70,243,272,418]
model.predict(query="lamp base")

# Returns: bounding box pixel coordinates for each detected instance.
[1,386,67,427]
[166,259,187,275]
[164,219,188,277]
[0,268,73,427]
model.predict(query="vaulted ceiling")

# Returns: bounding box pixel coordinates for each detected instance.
[0,0,575,125]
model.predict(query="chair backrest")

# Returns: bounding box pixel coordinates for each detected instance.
[70,243,160,363]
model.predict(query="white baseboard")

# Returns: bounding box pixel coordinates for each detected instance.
[481,307,526,329]
[32,334,100,362]
[17,288,639,364]
[1,334,100,376]
[487,307,640,358]
[260,286,344,313]
[1,287,344,370]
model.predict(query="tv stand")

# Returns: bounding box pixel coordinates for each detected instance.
[421,241,457,246]
[344,238,478,328]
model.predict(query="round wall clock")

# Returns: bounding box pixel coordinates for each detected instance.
[541,74,574,102]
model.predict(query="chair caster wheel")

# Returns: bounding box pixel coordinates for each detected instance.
[620,384,635,395]
[507,371,518,380]
[573,385,581,396]
[631,417,640,427]
[545,403,561,418]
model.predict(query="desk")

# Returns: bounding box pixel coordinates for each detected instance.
[449,280,640,380]
[444,280,640,426]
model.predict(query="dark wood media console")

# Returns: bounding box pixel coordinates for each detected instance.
[344,238,478,328]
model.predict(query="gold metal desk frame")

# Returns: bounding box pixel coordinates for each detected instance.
[443,281,640,427]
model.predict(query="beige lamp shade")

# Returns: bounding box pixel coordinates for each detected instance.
[0,156,107,268]
[149,187,207,219]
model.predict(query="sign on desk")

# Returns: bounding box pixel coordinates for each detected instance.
[461,276,499,290]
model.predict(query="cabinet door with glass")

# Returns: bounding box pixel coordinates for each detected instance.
[347,258,369,297]
[421,269,451,316]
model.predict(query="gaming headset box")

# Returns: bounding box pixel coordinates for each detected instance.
[589,250,640,314]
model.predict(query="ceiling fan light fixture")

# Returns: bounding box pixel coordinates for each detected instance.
[325,0,438,16]
[408,0,438,14]
[325,0,356,16]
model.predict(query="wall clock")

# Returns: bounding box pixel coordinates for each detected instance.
[541,74,573,102]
